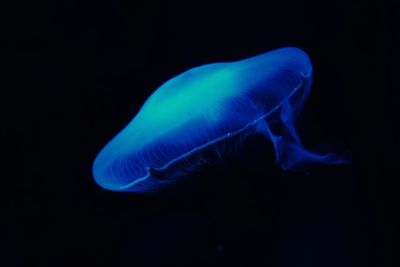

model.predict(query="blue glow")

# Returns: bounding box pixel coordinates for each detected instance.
[93,47,348,192]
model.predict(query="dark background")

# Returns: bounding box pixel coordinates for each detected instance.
[3,0,399,266]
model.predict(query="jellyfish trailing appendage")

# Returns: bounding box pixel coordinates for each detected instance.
[92,47,349,192]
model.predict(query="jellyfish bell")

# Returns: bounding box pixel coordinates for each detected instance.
[93,47,348,192]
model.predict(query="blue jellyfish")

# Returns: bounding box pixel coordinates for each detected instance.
[93,47,348,192]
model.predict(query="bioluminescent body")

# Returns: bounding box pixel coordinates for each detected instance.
[93,47,347,192]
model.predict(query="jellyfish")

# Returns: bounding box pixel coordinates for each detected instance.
[93,47,348,192]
